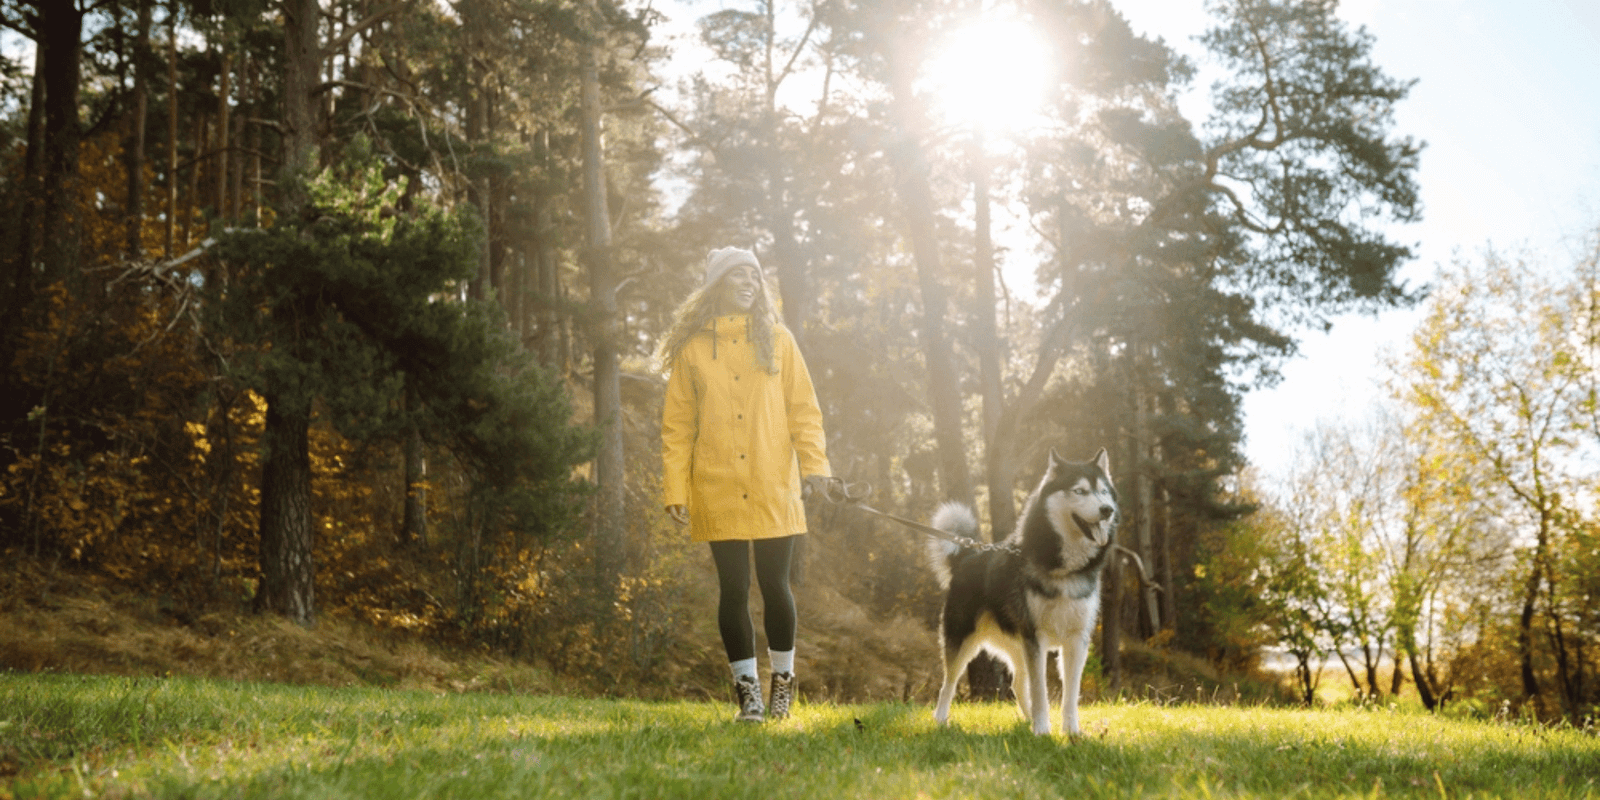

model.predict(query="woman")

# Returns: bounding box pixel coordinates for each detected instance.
[658,246,831,723]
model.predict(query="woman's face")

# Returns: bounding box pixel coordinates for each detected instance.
[716,265,762,312]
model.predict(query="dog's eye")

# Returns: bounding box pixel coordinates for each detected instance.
[1074,487,1089,496]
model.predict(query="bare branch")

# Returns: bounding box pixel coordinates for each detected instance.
[323,2,404,58]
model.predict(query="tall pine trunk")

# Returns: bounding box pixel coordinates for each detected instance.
[213,47,232,221]
[255,392,316,623]
[37,0,85,291]
[880,12,986,697]
[125,0,151,258]
[163,3,178,257]
[971,131,1012,535]
[254,0,322,624]
[2,45,47,385]
[580,24,625,596]
[884,37,972,509]
[280,0,319,203]
[1131,365,1160,637]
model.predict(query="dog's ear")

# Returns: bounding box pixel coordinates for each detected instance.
[1094,447,1111,479]
[1038,447,1062,484]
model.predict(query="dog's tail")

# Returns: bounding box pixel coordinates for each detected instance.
[926,501,979,590]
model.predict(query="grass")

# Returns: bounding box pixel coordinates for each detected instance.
[2,672,1597,799]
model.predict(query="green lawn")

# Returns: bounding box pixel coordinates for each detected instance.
[2,672,1595,799]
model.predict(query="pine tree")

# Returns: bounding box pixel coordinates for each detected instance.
[211,143,593,624]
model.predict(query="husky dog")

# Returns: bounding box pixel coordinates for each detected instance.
[927,448,1117,736]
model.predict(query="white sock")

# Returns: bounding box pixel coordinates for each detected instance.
[769,648,795,676]
[729,657,758,683]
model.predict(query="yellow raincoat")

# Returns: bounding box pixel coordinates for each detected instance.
[661,315,830,542]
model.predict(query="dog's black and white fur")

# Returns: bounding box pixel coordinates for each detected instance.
[927,448,1118,736]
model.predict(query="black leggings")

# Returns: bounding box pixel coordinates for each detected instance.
[708,536,797,662]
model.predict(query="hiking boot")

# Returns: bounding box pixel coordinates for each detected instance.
[768,672,795,721]
[733,674,765,723]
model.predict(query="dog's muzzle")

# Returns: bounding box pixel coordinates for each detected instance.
[1073,507,1115,546]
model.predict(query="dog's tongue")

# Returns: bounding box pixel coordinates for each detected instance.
[1074,515,1107,546]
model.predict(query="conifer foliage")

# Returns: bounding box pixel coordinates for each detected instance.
[207,142,594,624]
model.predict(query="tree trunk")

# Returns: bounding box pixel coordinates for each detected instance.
[125,0,151,258]
[252,0,322,624]
[1546,578,1578,718]
[580,25,626,595]
[402,426,428,546]
[164,5,178,257]
[1131,369,1160,638]
[1295,653,1315,705]
[877,14,982,693]
[1333,647,1362,699]
[37,0,85,290]
[254,392,316,624]
[981,244,1079,548]
[884,41,972,508]
[462,2,495,302]
[280,0,320,203]
[766,191,813,347]
[4,44,46,350]
[530,128,563,368]
[1361,644,1382,698]
[1517,538,1544,711]
[1158,485,1176,632]
[1101,557,1123,694]
[1408,649,1437,710]
[971,131,1012,536]
[185,112,210,246]
[238,55,255,220]
[1102,428,1140,694]
[214,47,232,222]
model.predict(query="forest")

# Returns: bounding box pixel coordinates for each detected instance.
[0,0,1594,722]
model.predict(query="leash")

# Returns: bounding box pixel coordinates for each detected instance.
[810,477,1021,555]
[811,477,1164,591]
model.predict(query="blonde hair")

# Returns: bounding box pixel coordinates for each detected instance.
[655,274,780,374]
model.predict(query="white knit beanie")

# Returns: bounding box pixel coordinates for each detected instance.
[705,247,762,287]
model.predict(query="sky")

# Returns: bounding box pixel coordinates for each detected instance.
[1110,0,1600,480]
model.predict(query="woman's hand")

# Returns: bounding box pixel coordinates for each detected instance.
[802,474,830,501]
[666,505,689,526]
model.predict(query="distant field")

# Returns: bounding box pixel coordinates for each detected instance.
[2,672,1596,799]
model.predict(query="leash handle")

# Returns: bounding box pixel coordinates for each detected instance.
[820,476,873,504]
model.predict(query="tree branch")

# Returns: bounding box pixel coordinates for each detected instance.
[322,2,404,60]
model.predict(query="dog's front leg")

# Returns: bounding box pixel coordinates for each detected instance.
[1023,638,1051,735]
[1059,633,1090,737]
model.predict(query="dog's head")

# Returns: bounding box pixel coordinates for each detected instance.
[1040,447,1118,548]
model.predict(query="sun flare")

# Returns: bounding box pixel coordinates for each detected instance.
[921,14,1054,135]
